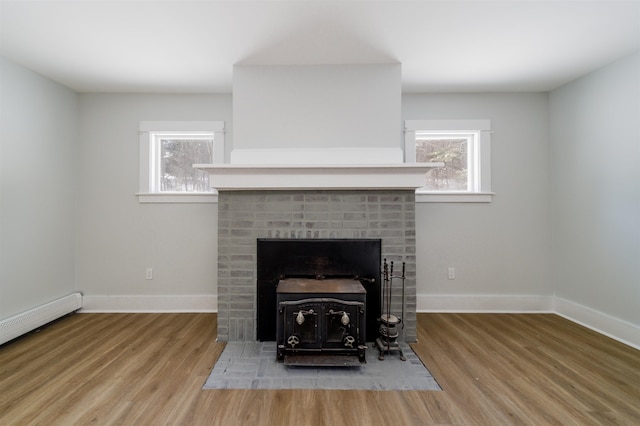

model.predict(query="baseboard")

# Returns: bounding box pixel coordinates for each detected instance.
[79,294,638,350]
[416,294,553,313]
[553,297,640,350]
[80,295,217,313]
[416,293,639,350]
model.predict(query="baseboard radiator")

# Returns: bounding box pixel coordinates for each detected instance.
[0,292,82,345]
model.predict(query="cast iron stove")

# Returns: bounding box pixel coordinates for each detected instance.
[276,277,367,366]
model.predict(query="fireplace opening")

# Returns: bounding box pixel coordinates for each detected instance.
[256,238,382,342]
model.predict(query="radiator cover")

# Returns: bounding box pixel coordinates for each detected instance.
[0,293,82,345]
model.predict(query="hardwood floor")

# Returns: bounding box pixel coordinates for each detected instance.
[1,313,638,425]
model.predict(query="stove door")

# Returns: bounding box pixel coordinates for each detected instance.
[323,301,363,350]
[283,301,321,349]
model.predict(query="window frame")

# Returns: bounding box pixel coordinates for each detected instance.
[138,121,224,203]
[404,119,493,203]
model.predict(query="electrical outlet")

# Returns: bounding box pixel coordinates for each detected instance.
[146,268,153,280]
[448,267,455,280]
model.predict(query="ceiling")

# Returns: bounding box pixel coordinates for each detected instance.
[1,1,638,93]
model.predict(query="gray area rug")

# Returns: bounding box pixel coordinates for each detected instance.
[203,342,441,391]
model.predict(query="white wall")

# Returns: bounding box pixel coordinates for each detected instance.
[233,64,401,150]
[76,94,231,311]
[404,93,553,311]
[0,57,78,320]
[550,52,640,340]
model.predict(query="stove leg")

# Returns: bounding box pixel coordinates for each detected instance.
[375,337,406,361]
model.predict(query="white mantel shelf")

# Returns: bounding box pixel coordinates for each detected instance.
[194,163,443,191]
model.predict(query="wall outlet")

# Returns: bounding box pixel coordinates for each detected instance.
[448,267,456,280]
[145,267,153,280]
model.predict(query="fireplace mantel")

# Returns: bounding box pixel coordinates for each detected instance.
[194,163,442,191]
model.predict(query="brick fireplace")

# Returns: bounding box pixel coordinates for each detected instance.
[216,190,418,343]
[194,65,441,346]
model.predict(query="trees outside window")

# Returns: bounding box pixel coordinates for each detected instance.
[138,121,224,203]
[416,136,469,191]
[404,120,493,202]
[158,136,213,192]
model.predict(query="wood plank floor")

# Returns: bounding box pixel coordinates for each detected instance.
[1,313,638,425]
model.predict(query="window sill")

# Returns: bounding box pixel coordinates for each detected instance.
[415,192,494,203]
[137,192,219,204]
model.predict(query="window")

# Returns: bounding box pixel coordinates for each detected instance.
[405,120,493,202]
[416,132,476,191]
[151,131,214,192]
[138,121,224,203]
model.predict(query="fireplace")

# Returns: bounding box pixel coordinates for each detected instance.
[216,190,418,343]
[195,65,441,345]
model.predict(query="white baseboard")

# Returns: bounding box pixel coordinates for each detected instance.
[417,294,553,313]
[78,293,638,350]
[553,297,640,350]
[416,293,639,350]
[80,295,217,313]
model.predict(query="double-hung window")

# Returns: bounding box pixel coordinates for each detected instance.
[405,120,493,202]
[138,121,224,203]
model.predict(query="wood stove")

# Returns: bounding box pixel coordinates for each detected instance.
[257,238,380,366]
[276,278,367,366]
[257,238,381,342]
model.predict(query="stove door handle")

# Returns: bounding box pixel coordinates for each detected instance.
[329,310,350,326]
[295,309,314,325]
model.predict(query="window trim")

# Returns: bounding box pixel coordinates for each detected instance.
[405,119,493,203]
[138,121,224,203]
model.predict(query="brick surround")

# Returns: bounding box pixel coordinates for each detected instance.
[217,190,417,342]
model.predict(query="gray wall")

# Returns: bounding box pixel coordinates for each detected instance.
[550,52,640,327]
[75,94,231,305]
[405,93,552,307]
[3,52,637,345]
[74,92,553,313]
[0,57,78,320]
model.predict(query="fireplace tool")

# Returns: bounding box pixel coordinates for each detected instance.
[376,259,406,361]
